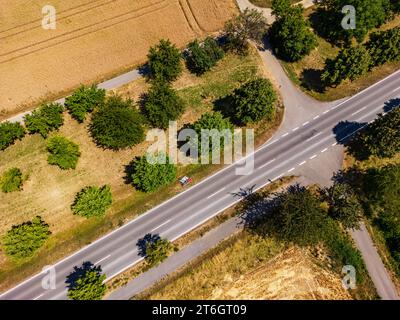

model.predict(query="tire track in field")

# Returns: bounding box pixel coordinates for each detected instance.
[0,0,168,63]
[0,0,110,34]
[178,0,202,36]
[0,0,118,40]
[183,0,207,32]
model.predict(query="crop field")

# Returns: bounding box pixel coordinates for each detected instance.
[0,0,237,119]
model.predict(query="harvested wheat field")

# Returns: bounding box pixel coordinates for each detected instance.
[0,0,237,119]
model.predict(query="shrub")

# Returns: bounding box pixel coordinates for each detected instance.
[269,3,317,62]
[90,95,145,150]
[71,185,112,218]
[3,216,51,259]
[145,238,176,267]
[67,263,106,300]
[322,46,373,86]
[224,8,268,53]
[367,26,400,66]
[1,168,23,193]
[131,154,177,193]
[0,122,25,151]
[148,39,183,82]
[143,81,185,129]
[231,78,277,125]
[65,85,106,122]
[24,103,64,138]
[47,136,81,170]
[186,37,224,75]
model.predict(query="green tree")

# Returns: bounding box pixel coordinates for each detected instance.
[364,164,400,214]
[143,81,185,129]
[131,154,177,193]
[357,107,400,158]
[0,121,25,151]
[189,111,234,157]
[24,103,64,138]
[67,264,106,300]
[268,184,327,246]
[71,185,112,218]
[90,95,145,150]
[314,0,391,44]
[47,136,81,170]
[322,45,373,86]
[65,85,106,122]
[367,26,400,66]
[224,8,268,53]
[1,168,23,193]
[186,37,224,75]
[231,78,277,125]
[3,216,51,259]
[322,182,363,229]
[145,238,175,267]
[148,39,183,82]
[269,2,317,62]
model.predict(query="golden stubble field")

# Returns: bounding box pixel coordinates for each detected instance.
[0,0,237,119]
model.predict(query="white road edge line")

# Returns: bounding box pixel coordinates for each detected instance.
[151,219,172,233]
[288,168,295,173]
[313,115,320,120]
[33,294,44,300]
[306,132,323,142]
[302,121,309,126]
[352,106,367,116]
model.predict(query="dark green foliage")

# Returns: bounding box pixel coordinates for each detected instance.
[143,81,185,129]
[224,8,268,53]
[231,78,277,124]
[65,85,106,122]
[71,185,112,218]
[3,216,51,259]
[1,168,23,193]
[131,154,177,193]
[391,0,400,13]
[145,238,175,267]
[322,182,363,229]
[357,107,400,158]
[47,136,81,170]
[24,103,64,138]
[367,26,400,66]
[190,112,234,155]
[0,121,25,151]
[375,212,400,274]
[186,37,225,75]
[148,39,183,82]
[323,219,366,283]
[267,184,327,246]
[269,1,318,62]
[322,46,373,86]
[67,264,106,300]
[90,95,145,150]
[364,164,400,214]
[314,0,391,44]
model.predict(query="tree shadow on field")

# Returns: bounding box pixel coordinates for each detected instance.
[136,233,161,257]
[65,261,102,290]
[332,120,369,160]
[300,68,326,93]
[123,159,136,185]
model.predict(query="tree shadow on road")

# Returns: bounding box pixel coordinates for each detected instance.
[65,261,102,290]
[136,233,161,257]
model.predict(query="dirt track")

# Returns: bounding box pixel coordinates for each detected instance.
[0,0,237,119]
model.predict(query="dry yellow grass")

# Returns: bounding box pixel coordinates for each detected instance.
[145,234,352,300]
[0,0,237,119]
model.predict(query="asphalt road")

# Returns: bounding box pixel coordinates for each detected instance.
[1,69,399,300]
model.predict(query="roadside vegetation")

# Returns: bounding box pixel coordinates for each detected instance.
[270,0,400,100]
[0,20,283,290]
[341,103,400,279]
